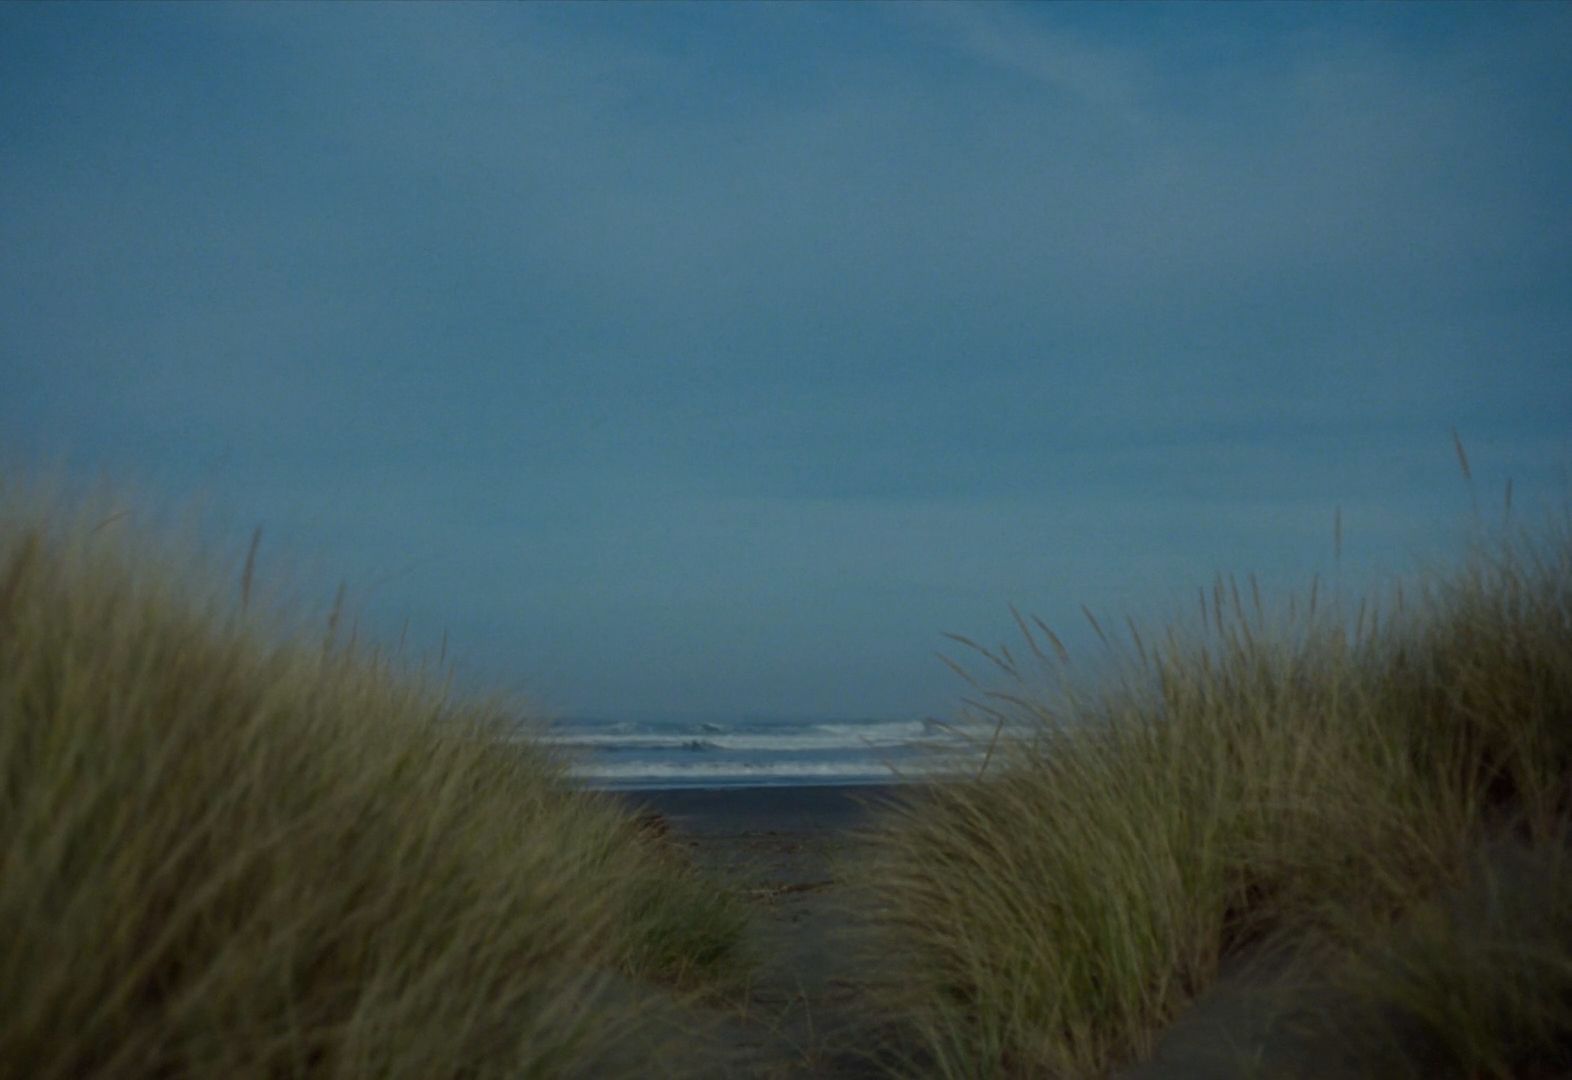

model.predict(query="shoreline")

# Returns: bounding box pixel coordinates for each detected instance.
[603,781,910,836]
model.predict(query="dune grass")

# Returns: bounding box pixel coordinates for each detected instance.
[0,479,747,1079]
[1327,827,1572,1079]
[859,488,1572,1077]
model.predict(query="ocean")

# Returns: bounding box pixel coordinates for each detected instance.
[536,714,989,790]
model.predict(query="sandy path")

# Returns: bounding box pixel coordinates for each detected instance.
[622,786,902,1078]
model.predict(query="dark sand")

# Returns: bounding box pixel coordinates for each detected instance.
[611,784,907,1078]
[622,783,903,839]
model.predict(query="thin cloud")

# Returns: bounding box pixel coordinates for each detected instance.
[896,2,1146,116]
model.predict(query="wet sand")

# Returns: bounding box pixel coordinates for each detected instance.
[620,783,904,839]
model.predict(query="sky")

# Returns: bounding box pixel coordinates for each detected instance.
[3,2,1570,721]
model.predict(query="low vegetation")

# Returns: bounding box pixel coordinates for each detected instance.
[860,473,1572,1076]
[11,458,1567,1079]
[0,479,747,1079]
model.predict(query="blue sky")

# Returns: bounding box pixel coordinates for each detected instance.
[4,2,1569,720]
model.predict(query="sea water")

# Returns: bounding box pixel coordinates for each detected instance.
[535,715,989,790]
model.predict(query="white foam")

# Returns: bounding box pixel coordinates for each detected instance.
[529,716,993,789]
[814,720,932,739]
[542,731,953,753]
[540,718,969,754]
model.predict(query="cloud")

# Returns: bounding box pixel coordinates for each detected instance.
[894,2,1146,116]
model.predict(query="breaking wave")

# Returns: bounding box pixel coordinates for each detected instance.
[531,715,984,790]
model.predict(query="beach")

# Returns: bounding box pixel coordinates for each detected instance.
[621,782,904,838]
[610,784,908,1078]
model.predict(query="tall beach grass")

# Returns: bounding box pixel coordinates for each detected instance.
[0,477,746,1079]
[860,475,1572,1077]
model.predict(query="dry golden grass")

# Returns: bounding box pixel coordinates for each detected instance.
[859,486,1572,1077]
[0,477,747,1079]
